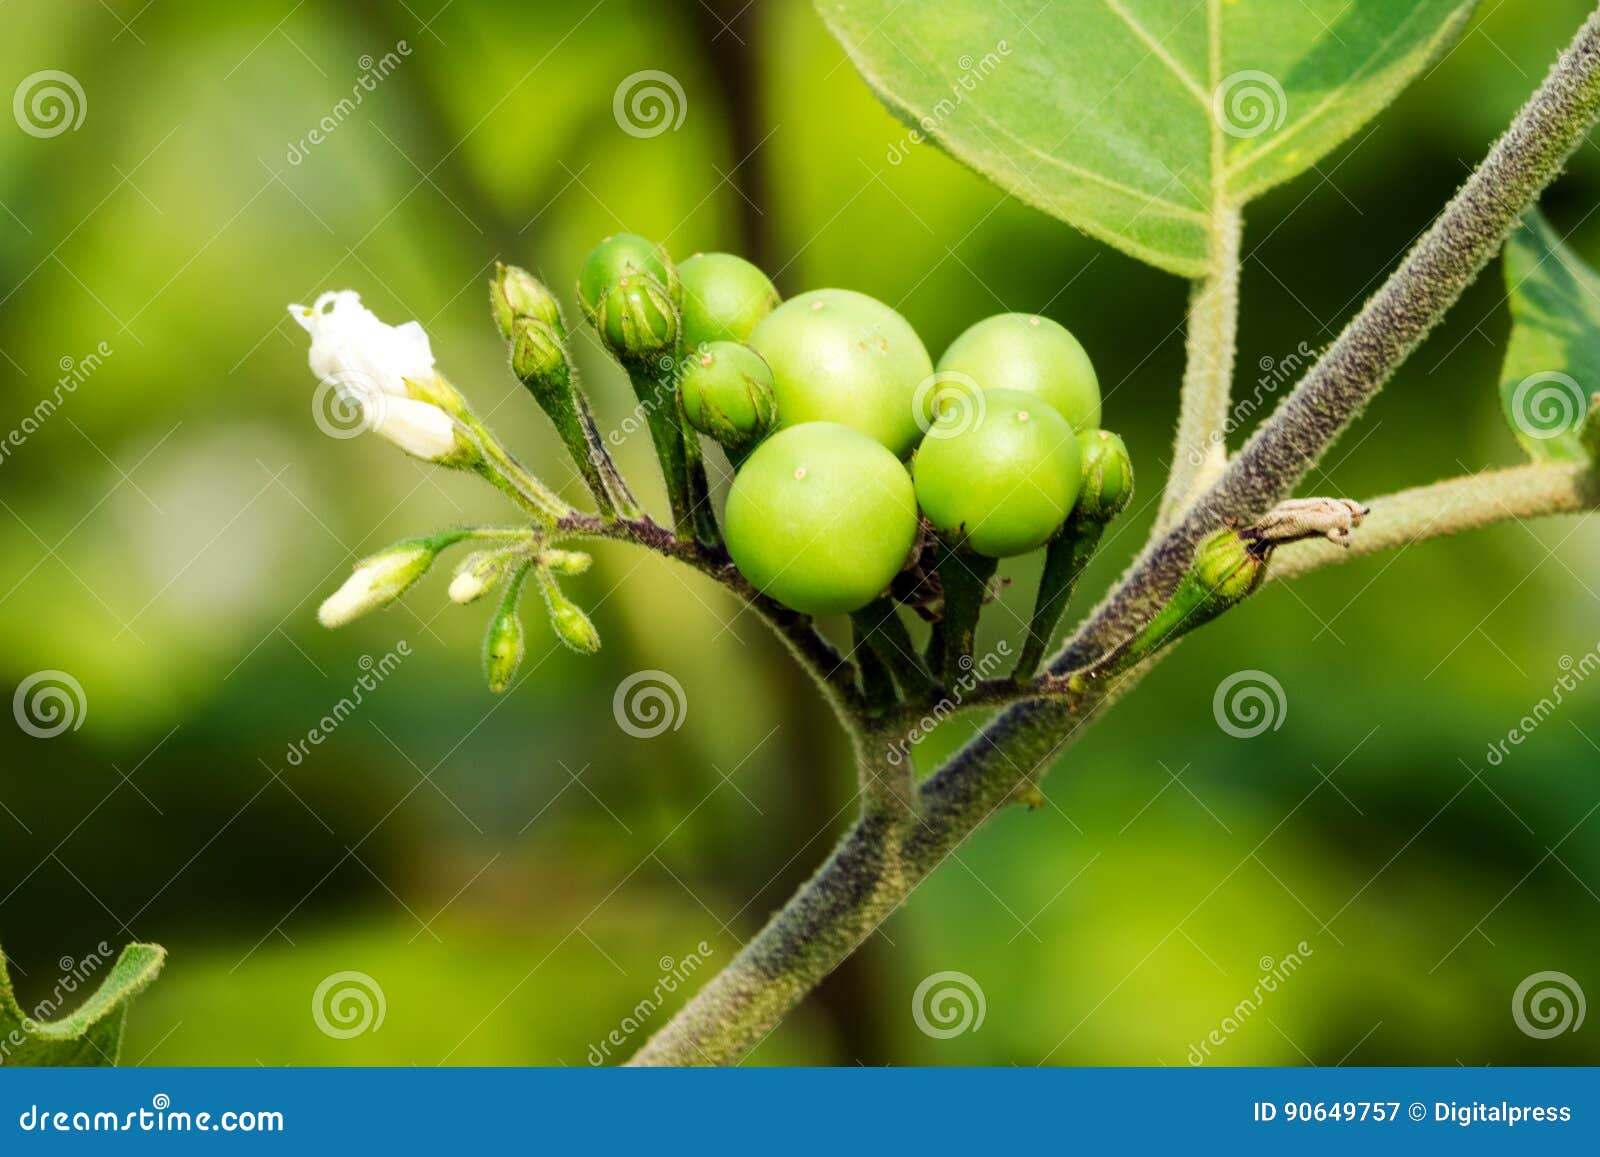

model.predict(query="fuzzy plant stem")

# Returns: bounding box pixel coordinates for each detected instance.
[627,5,1600,1068]
[850,598,937,704]
[1012,520,1106,682]
[932,546,997,687]
[1061,7,1600,672]
[517,358,620,519]
[1160,202,1241,526]
[624,361,698,540]
[573,389,642,518]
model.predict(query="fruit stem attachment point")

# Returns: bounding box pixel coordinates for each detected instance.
[1013,518,1106,683]
[850,598,937,705]
[932,543,998,690]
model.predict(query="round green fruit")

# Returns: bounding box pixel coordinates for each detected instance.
[936,312,1101,432]
[679,341,778,458]
[748,288,932,458]
[679,253,780,348]
[913,389,1081,558]
[577,234,680,359]
[724,422,918,615]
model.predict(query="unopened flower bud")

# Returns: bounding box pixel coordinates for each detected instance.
[534,567,601,654]
[537,549,592,576]
[482,602,525,693]
[371,395,474,465]
[679,341,777,459]
[510,317,568,385]
[318,539,436,627]
[491,262,564,341]
[1074,429,1134,522]
[449,550,517,605]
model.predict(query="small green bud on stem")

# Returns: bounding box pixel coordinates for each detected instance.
[533,565,601,654]
[678,341,778,463]
[483,562,530,694]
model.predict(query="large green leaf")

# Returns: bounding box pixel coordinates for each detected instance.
[1499,212,1599,463]
[819,0,1476,277]
[1,941,165,1066]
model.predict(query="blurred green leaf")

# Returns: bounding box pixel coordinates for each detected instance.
[817,0,1475,276]
[0,942,165,1066]
[1499,211,1599,461]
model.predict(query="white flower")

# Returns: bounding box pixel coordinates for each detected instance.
[289,290,434,398]
[371,394,462,462]
[318,542,435,628]
[448,551,506,605]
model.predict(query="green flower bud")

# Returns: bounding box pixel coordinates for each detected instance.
[491,262,564,341]
[482,602,525,693]
[1190,527,1265,605]
[578,235,681,361]
[1074,429,1134,522]
[450,549,517,605]
[538,549,592,576]
[511,317,567,385]
[679,341,777,459]
[678,252,780,348]
[318,537,436,627]
[533,566,601,654]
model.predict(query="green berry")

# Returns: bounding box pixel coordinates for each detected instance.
[725,422,918,615]
[679,253,780,348]
[748,289,933,458]
[1075,429,1134,521]
[913,389,1081,558]
[577,234,681,361]
[679,341,778,458]
[937,313,1101,432]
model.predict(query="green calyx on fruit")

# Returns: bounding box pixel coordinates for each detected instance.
[577,234,681,361]
[937,312,1101,432]
[679,252,781,349]
[748,288,933,458]
[679,341,778,459]
[724,422,919,615]
[913,389,1082,558]
[491,262,564,342]
[1074,429,1134,522]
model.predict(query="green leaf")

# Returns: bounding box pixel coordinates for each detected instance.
[818,0,1476,277]
[1,941,166,1066]
[1499,211,1599,462]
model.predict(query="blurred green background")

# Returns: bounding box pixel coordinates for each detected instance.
[2,0,1598,1066]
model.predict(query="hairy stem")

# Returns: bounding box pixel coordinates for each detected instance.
[1160,202,1241,526]
[1062,7,1600,672]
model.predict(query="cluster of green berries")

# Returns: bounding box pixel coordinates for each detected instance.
[570,234,1132,618]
